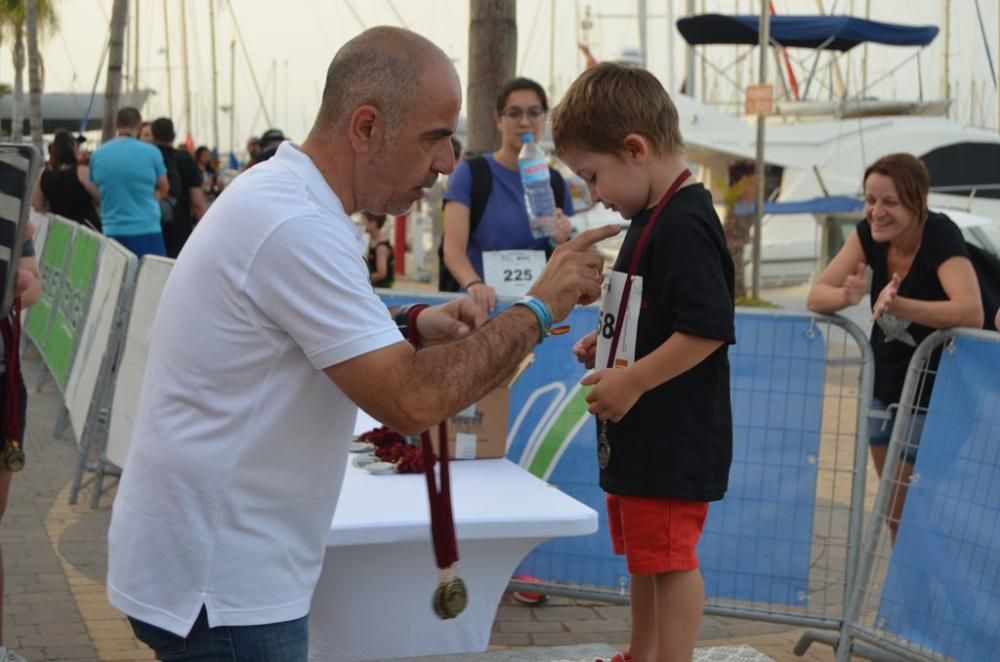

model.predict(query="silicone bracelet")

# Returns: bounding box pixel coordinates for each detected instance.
[512,296,552,344]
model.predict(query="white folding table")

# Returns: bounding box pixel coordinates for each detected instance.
[308,412,598,662]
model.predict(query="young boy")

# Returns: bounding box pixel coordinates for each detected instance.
[552,63,735,662]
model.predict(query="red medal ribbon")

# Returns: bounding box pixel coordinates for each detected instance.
[421,422,458,570]
[605,170,691,369]
[1,298,23,443]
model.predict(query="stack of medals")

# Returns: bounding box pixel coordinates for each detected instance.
[421,422,467,619]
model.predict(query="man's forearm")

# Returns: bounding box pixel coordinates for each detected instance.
[396,306,539,428]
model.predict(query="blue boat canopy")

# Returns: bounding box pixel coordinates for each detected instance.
[733,195,864,216]
[676,15,938,52]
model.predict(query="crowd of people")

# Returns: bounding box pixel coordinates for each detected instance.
[31,112,286,260]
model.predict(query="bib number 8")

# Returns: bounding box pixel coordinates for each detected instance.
[599,312,616,339]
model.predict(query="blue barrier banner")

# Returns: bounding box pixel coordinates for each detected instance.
[700,315,824,605]
[378,294,824,604]
[878,336,1000,660]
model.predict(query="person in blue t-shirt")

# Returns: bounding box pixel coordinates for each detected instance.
[443,78,574,312]
[89,107,169,258]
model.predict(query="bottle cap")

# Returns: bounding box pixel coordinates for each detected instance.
[522,133,533,143]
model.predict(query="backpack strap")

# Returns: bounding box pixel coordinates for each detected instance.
[438,155,493,292]
[548,166,566,211]
[466,155,493,235]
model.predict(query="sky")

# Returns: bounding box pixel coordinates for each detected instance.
[18,0,1000,154]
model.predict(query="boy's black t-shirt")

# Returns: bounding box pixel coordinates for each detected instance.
[600,182,736,501]
[856,211,969,407]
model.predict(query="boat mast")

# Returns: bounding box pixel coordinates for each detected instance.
[941,0,950,116]
[209,0,220,151]
[180,0,193,142]
[751,0,769,301]
[163,0,173,119]
[638,0,648,68]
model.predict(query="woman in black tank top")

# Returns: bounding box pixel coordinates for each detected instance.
[32,130,101,232]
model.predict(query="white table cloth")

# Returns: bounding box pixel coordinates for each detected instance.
[307,411,598,662]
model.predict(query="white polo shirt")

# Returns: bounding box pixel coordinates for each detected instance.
[107,142,403,636]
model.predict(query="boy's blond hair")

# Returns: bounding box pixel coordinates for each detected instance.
[551,62,684,157]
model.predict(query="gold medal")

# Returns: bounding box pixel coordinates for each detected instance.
[432,578,468,619]
[597,422,611,469]
[3,440,24,472]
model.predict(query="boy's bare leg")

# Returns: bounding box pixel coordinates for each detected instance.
[629,573,656,660]
[652,568,704,662]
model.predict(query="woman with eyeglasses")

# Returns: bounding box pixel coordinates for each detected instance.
[442,77,575,313]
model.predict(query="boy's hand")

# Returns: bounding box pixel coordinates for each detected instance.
[573,331,597,369]
[580,367,643,422]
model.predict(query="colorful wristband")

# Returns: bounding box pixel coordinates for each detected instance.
[393,303,429,347]
[512,296,552,344]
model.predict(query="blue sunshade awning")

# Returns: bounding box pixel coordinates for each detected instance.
[677,14,939,52]
[733,195,864,216]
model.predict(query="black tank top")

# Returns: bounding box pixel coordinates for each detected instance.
[40,167,101,231]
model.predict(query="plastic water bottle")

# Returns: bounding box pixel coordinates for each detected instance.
[518,133,556,239]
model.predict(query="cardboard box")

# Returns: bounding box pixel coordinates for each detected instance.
[446,354,533,459]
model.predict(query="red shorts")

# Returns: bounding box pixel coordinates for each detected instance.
[606,494,709,575]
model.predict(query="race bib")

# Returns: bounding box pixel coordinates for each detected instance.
[482,250,546,298]
[595,271,642,369]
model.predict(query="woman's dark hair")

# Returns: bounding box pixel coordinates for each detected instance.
[864,153,930,223]
[495,77,549,114]
[50,130,78,168]
[362,211,387,229]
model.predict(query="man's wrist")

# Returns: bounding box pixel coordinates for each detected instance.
[392,304,429,346]
[511,295,552,344]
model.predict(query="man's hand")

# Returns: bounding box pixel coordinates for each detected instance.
[580,367,643,422]
[872,272,901,321]
[415,297,487,345]
[573,330,597,369]
[528,224,620,322]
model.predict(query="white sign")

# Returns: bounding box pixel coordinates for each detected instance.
[595,270,642,370]
[482,250,546,298]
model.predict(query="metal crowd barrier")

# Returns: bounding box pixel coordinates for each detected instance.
[837,328,1000,661]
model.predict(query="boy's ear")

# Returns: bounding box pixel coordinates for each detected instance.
[622,133,649,163]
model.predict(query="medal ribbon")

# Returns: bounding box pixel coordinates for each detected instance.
[604,169,691,369]
[1,299,23,443]
[421,422,459,575]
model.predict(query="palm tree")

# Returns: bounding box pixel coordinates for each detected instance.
[102,0,128,143]
[0,0,58,141]
[25,0,41,151]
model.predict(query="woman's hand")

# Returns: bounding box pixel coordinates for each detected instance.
[550,209,573,244]
[466,281,496,314]
[841,262,867,307]
[872,272,901,320]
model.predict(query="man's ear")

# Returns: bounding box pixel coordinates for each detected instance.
[348,105,382,154]
[622,133,649,164]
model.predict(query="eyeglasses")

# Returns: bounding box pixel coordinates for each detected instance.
[499,106,546,121]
